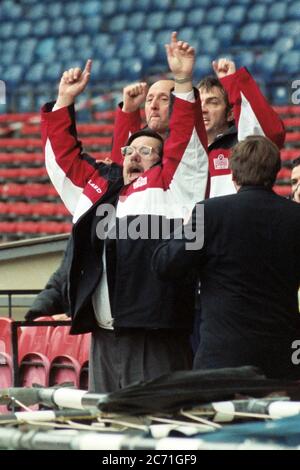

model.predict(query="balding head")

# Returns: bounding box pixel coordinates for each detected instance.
[145,80,174,136]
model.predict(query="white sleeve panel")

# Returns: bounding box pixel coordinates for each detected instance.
[238,92,266,142]
[45,137,84,215]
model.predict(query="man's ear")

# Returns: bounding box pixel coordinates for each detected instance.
[226,107,234,124]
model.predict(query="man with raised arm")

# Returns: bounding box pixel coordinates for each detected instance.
[41,33,208,392]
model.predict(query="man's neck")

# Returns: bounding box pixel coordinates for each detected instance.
[207,125,231,146]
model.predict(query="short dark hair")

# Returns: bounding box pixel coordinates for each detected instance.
[197,75,232,117]
[292,157,300,168]
[230,135,281,189]
[127,129,164,158]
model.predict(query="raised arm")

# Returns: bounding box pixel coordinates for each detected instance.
[162,32,208,204]
[111,82,147,165]
[213,59,285,148]
[41,60,100,214]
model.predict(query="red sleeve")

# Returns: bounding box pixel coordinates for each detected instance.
[221,68,286,149]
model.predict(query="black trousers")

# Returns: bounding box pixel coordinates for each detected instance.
[89,327,193,393]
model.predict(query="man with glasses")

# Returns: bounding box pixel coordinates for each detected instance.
[41,33,208,392]
[291,157,300,203]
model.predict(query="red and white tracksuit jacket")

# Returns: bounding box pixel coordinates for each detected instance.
[110,67,285,198]
[41,90,208,223]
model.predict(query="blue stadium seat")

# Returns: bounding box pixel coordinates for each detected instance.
[206,7,225,25]
[47,2,63,19]
[224,5,246,24]
[117,43,135,60]
[97,43,116,61]
[93,33,110,48]
[59,47,77,63]
[197,38,220,57]
[146,12,165,30]
[84,16,102,33]
[24,4,45,20]
[194,25,215,43]
[108,14,127,33]
[155,30,172,60]
[2,1,22,19]
[136,30,154,46]
[14,21,31,38]
[165,11,185,30]
[101,0,117,16]
[271,85,289,106]
[56,36,73,52]
[177,27,195,43]
[25,63,45,85]
[215,24,235,47]
[259,22,280,45]
[134,0,151,11]
[44,63,63,83]
[80,0,101,16]
[278,51,300,75]
[3,39,17,55]
[287,2,300,20]
[122,58,143,81]
[2,65,23,86]
[35,38,55,59]
[186,8,204,27]
[74,35,91,51]
[192,0,210,6]
[1,51,15,66]
[268,3,287,21]
[234,51,255,71]
[51,18,67,36]
[173,0,193,10]
[247,4,267,22]
[239,23,260,45]
[194,55,213,79]
[273,37,294,55]
[32,19,50,37]
[0,22,13,39]
[88,60,103,84]
[281,21,300,37]
[118,0,135,13]
[138,43,158,66]
[67,17,84,35]
[152,0,172,10]
[255,51,279,79]
[77,46,94,62]
[127,12,146,31]
[102,58,122,81]
[64,2,81,17]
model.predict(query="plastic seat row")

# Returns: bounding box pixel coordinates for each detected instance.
[0,202,69,217]
[0,316,91,409]
[0,221,72,234]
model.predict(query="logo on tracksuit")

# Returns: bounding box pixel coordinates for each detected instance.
[213,154,229,170]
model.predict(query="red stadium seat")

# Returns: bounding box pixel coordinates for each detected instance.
[48,326,82,387]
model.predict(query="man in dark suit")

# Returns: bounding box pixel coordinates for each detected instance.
[152,135,300,379]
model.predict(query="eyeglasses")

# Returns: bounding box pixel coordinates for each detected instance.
[121,145,158,159]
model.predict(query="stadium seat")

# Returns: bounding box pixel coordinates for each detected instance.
[101,0,118,16]
[0,318,13,356]
[122,58,143,82]
[206,7,225,25]
[126,11,146,33]
[281,21,300,38]
[146,12,165,30]
[271,86,290,106]
[215,24,235,47]
[224,5,246,24]
[247,4,267,22]
[152,0,172,10]
[173,0,193,9]
[259,22,280,45]
[278,51,300,75]
[287,1,300,20]
[80,0,101,16]
[108,14,127,33]
[101,59,122,81]
[268,3,287,21]
[273,37,294,55]
[51,17,67,36]
[186,8,204,27]
[165,11,185,30]
[255,51,279,80]
[239,22,260,45]
[48,326,82,387]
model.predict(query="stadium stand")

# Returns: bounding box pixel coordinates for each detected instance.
[0,0,299,242]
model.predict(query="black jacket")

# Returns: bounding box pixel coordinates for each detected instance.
[68,176,196,335]
[152,186,300,378]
